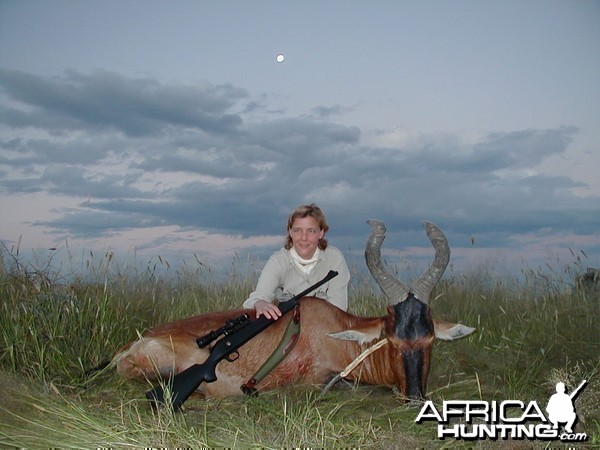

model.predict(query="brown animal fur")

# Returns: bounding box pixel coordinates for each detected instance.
[113,296,470,399]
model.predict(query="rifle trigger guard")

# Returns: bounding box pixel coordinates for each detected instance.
[226,351,240,362]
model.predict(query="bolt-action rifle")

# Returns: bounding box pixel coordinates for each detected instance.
[146,270,339,410]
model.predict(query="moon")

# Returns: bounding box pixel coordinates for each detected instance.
[276,54,285,63]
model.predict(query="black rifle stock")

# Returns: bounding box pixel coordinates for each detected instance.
[145,270,339,410]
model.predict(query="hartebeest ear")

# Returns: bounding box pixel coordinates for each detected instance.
[327,320,384,345]
[433,320,475,340]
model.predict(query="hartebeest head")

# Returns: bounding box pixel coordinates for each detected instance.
[329,220,474,400]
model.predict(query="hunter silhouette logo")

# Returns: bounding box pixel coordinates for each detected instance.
[416,379,589,442]
[546,380,587,434]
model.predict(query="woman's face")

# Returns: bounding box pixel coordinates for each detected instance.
[289,216,324,259]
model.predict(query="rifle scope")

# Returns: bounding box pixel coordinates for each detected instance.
[196,313,250,348]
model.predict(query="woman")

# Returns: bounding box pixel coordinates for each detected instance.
[243,203,350,319]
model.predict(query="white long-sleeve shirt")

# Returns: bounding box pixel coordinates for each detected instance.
[243,246,350,311]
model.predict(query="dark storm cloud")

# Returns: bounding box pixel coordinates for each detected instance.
[309,105,351,120]
[34,207,168,238]
[245,118,360,156]
[0,69,246,136]
[1,136,119,169]
[0,70,598,261]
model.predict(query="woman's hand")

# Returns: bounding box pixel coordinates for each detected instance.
[254,300,282,320]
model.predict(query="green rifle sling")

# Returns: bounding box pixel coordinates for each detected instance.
[240,306,301,395]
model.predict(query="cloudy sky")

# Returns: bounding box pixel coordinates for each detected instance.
[1,0,598,280]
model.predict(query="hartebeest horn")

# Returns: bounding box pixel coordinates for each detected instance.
[410,222,450,304]
[365,220,410,303]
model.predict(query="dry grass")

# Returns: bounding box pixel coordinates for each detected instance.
[0,245,598,448]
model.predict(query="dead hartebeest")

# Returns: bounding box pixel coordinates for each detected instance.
[113,220,475,400]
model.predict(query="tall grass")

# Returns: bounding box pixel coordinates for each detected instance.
[0,245,598,448]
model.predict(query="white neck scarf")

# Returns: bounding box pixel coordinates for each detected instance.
[290,247,320,275]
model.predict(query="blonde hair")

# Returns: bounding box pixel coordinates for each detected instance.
[284,203,329,250]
